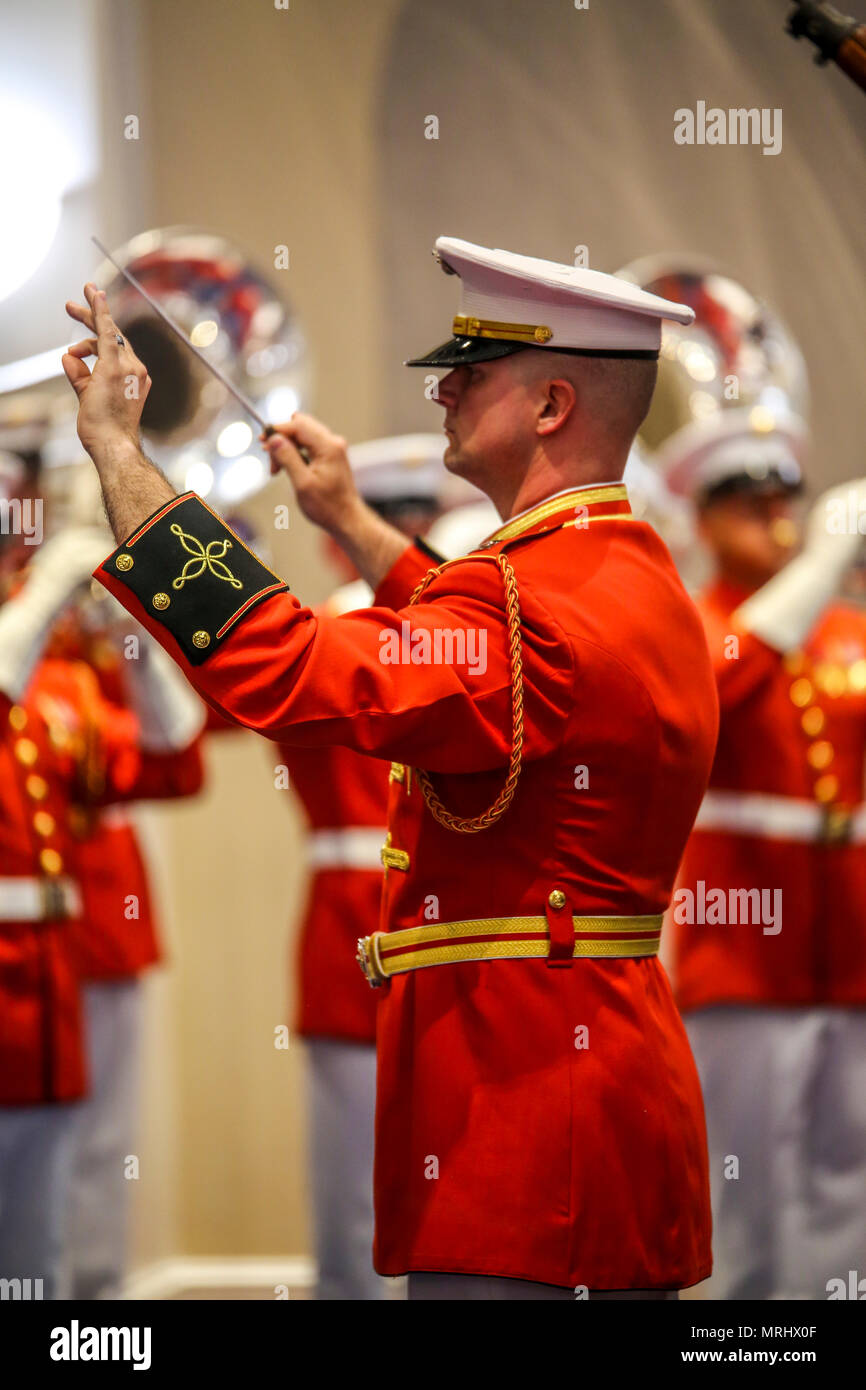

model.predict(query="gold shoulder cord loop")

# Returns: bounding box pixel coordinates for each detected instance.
[407,553,525,834]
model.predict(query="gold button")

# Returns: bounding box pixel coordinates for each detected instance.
[815,663,847,698]
[33,811,56,837]
[49,725,71,753]
[814,774,839,804]
[25,774,48,801]
[801,707,825,737]
[39,847,63,876]
[14,737,38,766]
[192,630,211,649]
[548,889,567,910]
[783,651,806,675]
[116,553,134,572]
[849,658,866,692]
[152,592,170,611]
[807,740,834,770]
[770,518,799,549]
[789,678,813,708]
[8,704,27,731]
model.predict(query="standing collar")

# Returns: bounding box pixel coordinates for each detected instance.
[480,481,631,547]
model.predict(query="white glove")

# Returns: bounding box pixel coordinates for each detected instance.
[735,478,866,652]
[0,527,113,700]
[121,634,207,752]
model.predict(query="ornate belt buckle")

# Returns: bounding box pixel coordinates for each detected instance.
[356,932,385,988]
[40,877,69,920]
[820,805,852,847]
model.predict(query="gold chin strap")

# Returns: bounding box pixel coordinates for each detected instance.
[453,314,553,345]
[408,553,525,834]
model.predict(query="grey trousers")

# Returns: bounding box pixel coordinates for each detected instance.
[687,1005,866,1300]
[408,1274,678,1300]
[65,979,142,1300]
[306,1037,400,1300]
[0,1102,76,1300]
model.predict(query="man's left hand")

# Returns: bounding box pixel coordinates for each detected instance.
[62,283,151,458]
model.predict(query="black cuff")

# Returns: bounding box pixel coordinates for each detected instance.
[414,535,447,566]
[104,493,289,665]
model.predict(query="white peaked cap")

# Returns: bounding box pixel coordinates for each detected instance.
[347,433,447,502]
[659,408,808,500]
[407,237,696,366]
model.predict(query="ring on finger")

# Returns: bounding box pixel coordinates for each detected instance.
[115,333,125,347]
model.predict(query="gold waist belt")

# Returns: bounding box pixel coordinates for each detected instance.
[356,913,662,987]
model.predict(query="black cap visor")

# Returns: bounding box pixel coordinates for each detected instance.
[405,336,660,367]
[699,466,804,507]
[405,336,526,368]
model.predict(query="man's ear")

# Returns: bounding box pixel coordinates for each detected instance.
[537,377,577,436]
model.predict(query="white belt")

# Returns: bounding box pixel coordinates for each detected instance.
[307,827,387,871]
[694,790,866,845]
[0,876,82,922]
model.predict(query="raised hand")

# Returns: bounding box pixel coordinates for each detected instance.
[62,284,151,455]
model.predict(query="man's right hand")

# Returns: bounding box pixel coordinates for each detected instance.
[261,413,410,588]
[262,413,367,539]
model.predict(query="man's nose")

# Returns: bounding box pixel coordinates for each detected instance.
[434,368,462,407]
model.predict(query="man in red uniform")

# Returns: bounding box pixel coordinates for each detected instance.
[285,437,494,1299]
[666,411,866,1299]
[64,238,718,1298]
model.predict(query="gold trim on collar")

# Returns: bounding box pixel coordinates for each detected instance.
[486,485,629,545]
[453,314,553,345]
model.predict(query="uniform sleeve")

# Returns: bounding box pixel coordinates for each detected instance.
[69,666,205,806]
[94,493,572,774]
[701,604,780,711]
[120,740,205,801]
[372,536,445,609]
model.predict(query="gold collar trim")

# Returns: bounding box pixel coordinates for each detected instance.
[485,484,629,545]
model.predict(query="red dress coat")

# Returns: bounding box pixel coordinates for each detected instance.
[68,644,203,982]
[280,736,386,1045]
[96,485,718,1289]
[0,655,170,1104]
[673,578,866,1012]
[280,582,386,1044]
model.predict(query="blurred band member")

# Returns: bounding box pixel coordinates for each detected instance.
[0,453,205,1298]
[53,611,205,1300]
[669,414,866,1299]
[280,434,490,1299]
